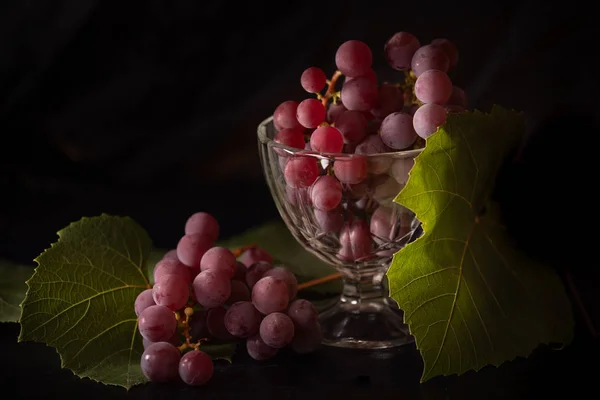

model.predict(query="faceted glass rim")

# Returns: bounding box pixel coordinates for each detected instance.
[257,116,424,160]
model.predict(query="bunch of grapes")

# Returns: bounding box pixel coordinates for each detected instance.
[134,212,321,386]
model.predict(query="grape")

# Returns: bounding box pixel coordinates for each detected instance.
[246,334,278,361]
[153,258,192,285]
[138,305,177,342]
[341,76,378,111]
[412,103,448,139]
[384,32,420,71]
[245,261,272,290]
[200,246,236,278]
[373,176,402,204]
[152,274,190,311]
[259,312,295,349]
[142,331,180,349]
[286,185,312,208]
[189,310,209,341]
[274,128,306,150]
[309,126,344,153]
[335,40,372,77]
[233,261,248,282]
[225,279,251,305]
[371,83,404,119]
[431,38,458,68]
[345,68,377,85]
[192,269,231,309]
[310,175,342,212]
[411,44,450,77]
[343,143,357,154]
[176,233,213,268]
[380,112,418,150]
[263,266,298,301]
[296,98,326,128]
[284,156,320,188]
[184,212,219,242]
[206,306,235,341]
[252,276,289,314]
[334,110,368,144]
[314,209,344,233]
[414,69,452,105]
[140,342,181,382]
[179,350,214,386]
[239,247,273,267]
[301,67,327,93]
[370,205,401,242]
[327,102,347,123]
[354,134,393,174]
[338,220,373,262]
[162,249,179,261]
[446,86,468,108]
[333,156,368,184]
[290,321,323,354]
[135,289,156,317]
[224,301,262,338]
[287,299,318,329]
[389,157,414,184]
[274,100,303,130]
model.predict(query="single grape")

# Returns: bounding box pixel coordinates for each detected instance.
[341,77,378,111]
[274,100,303,130]
[296,98,326,128]
[389,157,415,184]
[138,305,177,342]
[252,276,289,314]
[140,342,181,382]
[290,320,323,354]
[224,301,262,338]
[310,175,342,212]
[335,40,372,77]
[313,209,344,233]
[373,176,402,205]
[179,350,214,386]
[446,86,468,108]
[274,128,306,150]
[301,67,327,93]
[414,69,452,105]
[371,83,404,119]
[200,246,236,278]
[354,134,393,174]
[384,32,421,71]
[337,220,373,262]
[334,110,368,144]
[344,68,377,85]
[225,279,251,305]
[327,102,347,123]
[285,185,311,207]
[184,212,219,242]
[233,261,248,282]
[135,289,156,317]
[192,269,231,309]
[431,38,459,68]
[245,261,273,290]
[284,156,320,188]
[259,312,295,349]
[152,274,189,311]
[153,258,192,285]
[246,334,279,361]
[239,247,273,267]
[263,266,298,301]
[411,44,450,77]
[370,205,401,242]
[379,112,418,150]
[309,126,344,153]
[189,310,209,342]
[176,233,213,268]
[412,103,447,139]
[287,299,318,329]
[333,156,368,184]
[206,306,235,341]
[162,249,179,261]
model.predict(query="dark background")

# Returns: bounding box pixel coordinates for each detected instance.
[1,0,599,398]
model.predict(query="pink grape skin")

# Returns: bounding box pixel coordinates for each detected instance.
[344,68,377,85]
[296,98,326,128]
[335,110,368,144]
[284,157,320,188]
[389,157,415,184]
[152,274,189,311]
[140,342,181,382]
[335,40,372,77]
[263,266,298,301]
[355,134,393,174]
[333,156,368,184]
[224,301,262,338]
[176,233,213,268]
[338,220,373,262]
[274,128,306,150]
[162,249,179,261]
[206,306,235,341]
[239,247,273,267]
[192,269,231,309]
[379,112,418,150]
[135,289,156,316]
[411,44,450,77]
[245,261,273,289]
[413,103,448,139]
[310,175,342,212]
[233,261,247,282]
[138,305,176,342]
[287,299,318,329]
[225,279,251,305]
[341,76,378,111]
[301,67,327,93]
[310,126,344,153]
[274,100,303,130]
[414,70,453,105]
[327,102,347,123]
[370,205,400,242]
[247,334,279,361]
[314,209,344,233]
[143,331,180,349]
[178,350,214,386]
[431,38,458,68]
[259,312,295,349]
[252,276,289,314]
[184,212,219,242]
[153,258,192,285]
[200,246,236,279]
[384,32,421,71]
[290,321,323,354]
[446,86,468,108]
[371,83,404,120]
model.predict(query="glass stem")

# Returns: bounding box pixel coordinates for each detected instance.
[339,269,386,308]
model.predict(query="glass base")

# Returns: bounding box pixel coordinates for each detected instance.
[318,297,415,349]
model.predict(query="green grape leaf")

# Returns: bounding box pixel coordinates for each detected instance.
[387,106,573,383]
[0,260,32,322]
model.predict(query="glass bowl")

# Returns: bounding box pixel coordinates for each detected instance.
[257,116,423,349]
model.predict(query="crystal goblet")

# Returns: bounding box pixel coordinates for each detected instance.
[257,116,423,349]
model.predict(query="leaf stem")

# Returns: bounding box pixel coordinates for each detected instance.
[297,272,341,290]
[564,268,598,338]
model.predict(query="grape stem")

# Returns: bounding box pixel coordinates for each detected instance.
[321,70,342,107]
[176,309,205,352]
[297,272,341,290]
[232,244,257,258]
